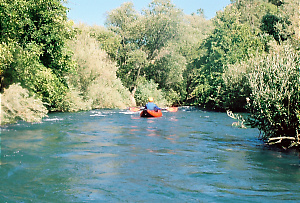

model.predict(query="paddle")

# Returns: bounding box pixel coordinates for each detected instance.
[129,107,143,112]
[129,107,178,112]
[165,107,178,112]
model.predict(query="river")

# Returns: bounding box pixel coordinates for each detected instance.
[1,108,299,202]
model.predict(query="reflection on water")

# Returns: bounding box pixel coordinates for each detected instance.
[1,108,299,202]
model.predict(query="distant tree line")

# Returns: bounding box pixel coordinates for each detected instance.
[1,0,299,148]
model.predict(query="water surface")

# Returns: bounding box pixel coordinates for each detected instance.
[1,108,299,202]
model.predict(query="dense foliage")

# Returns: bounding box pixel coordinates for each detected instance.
[0,0,74,112]
[1,0,300,148]
[0,0,131,124]
[1,83,48,124]
[247,45,300,145]
[104,0,299,146]
[189,5,265,110]
[105,1,211,105]
[66,24,132,110]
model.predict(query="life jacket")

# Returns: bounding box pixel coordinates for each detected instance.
[146,102,158,111]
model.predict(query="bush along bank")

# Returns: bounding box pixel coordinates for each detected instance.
[226,44,300,150]
[247,45,300,149]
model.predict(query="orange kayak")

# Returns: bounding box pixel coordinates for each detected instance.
[140,109,162,117]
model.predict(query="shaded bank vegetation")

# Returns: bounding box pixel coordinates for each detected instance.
[1,0,299,148]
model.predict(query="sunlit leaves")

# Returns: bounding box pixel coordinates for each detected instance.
[0,0,74,81]
[0,0,75,112]
[134,79,168,107]
[105,0,187,105]
[189,4,264,110]
[67,24,132,109]
[246,45,300,139]
[1,83,48,124]
[89,26,121,60]
[142,0,183,59]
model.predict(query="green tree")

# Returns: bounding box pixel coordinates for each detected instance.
[246,44,300,147]
[179,13,213,104]
[67,24,132,109]
[134,79,168,107]
[0,0,74,83]
[141,0,186,104]
[189,5,264,110]
[261,13,287,43]
[106,2,145,97]
[89,26,121,60]
[233,0,278,31]
[106,0,185,105]
[266,0,299,46]
[142,0,183,60]
[0,0,74,111]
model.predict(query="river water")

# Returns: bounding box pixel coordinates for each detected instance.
[1,108,299,202]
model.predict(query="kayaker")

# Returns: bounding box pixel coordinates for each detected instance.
[145,97,161,112]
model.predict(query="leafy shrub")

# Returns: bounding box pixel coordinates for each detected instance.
[0,0,75,80]
[67,24,132,109]
[222,61,252,112]
[246,44,300,141]
[189,72,224,110]
[30,65,68,111]
[189,4,264,110]
[87,79,132,109]
[1,84,48,125]
[0,41,14,80]
[147,49,186,105]
[134,79,168,107]
[0,41,68,111]
[61,88,92,112]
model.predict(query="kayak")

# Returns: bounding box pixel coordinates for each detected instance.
[140,109,162,117]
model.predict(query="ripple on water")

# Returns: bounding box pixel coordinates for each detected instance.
[1,109,300,202]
